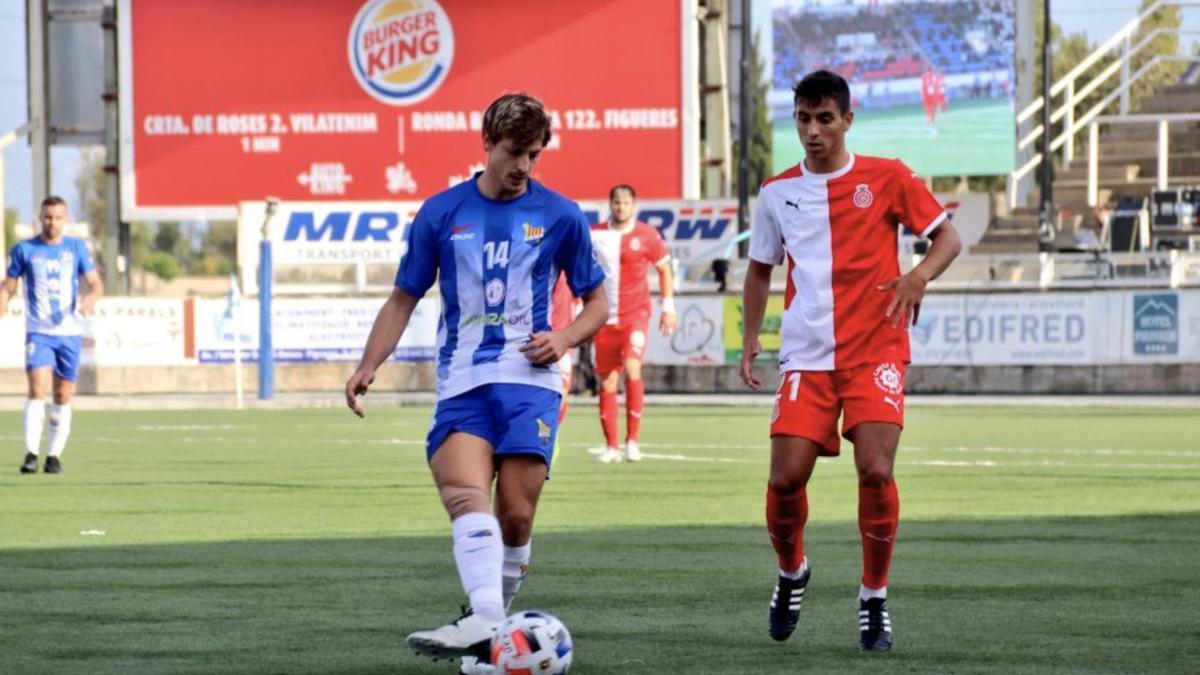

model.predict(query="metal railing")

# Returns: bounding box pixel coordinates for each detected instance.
[1008,0,1200,209]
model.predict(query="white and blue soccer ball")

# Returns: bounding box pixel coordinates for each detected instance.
[490,610,573,675]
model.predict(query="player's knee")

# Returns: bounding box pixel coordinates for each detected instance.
[768,475,807,494]
[439,485,491,520]
[497,506,535,543]
[856,464,893,488]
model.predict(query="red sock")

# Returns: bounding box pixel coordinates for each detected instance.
[858,479,900,589]
[599,390,619,448]
[766,485,808,573]
[625,378,644,443]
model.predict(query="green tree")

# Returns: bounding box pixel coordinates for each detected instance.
[199,221,237,275]
[142,250,179,281]
[1128,0,1188,109]
[4,207,17,256]
[733,29,773,196]
[74,147,108,263]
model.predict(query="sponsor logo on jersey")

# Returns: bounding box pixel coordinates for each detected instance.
[348,0,455,106]
[450,224,475,241]
[460,311,531,329]
[873,363,903,396]
[522,222,544,243]
[853,183,874,209]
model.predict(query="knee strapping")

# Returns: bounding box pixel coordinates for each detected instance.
[440,485,490,519]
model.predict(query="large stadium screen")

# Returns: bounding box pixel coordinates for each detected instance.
[771,0,1016,177]
[118,0,695,221]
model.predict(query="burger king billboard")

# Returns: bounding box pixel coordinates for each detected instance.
[118,0,699,221]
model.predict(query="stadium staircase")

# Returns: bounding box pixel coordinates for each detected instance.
[975,80,1200,254]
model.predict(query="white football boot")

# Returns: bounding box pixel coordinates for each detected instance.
[459,655,496,674]
[624,441,642,462]
[596,447,624,464]
[407,608,499,660]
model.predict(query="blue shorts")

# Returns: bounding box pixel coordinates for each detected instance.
[26,333,83,381]
[427,384,562,467]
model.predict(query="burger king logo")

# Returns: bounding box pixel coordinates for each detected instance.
[348,0,454,106]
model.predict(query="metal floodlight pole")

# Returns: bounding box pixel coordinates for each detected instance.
[258,197,280,400]
[1039,0,1055,250]
[736,0,751,258]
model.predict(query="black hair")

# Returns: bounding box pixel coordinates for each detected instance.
[792,70,851,115]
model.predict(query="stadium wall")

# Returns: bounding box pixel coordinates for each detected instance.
[2,290,1198,395]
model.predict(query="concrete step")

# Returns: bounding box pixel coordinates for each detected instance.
[1058,163,1139,182]
[1102,124,1200,145]
[1136,92,1200,114]
[1158,84,1200,97]
[1055,175,1200,191]
[970,238,1041,254]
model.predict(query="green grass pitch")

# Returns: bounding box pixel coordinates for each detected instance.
[773,98,1017,177]
[1,404,1199,673]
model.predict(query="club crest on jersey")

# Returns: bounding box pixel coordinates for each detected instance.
[536,418,552,443]
[630,237,642,252]
[853,183,874,209]
[873,363,903,396]
[522,222,544,243]
[485,278,506,305]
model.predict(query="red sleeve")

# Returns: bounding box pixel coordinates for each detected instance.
[891,160,946,238]
[643,224,670,265]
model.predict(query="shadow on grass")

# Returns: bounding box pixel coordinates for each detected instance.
[1,515,1199,674]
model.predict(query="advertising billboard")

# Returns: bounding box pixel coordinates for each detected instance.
[119,0,698,221]
[771,0,1015,177]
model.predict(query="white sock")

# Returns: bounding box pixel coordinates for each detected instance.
[502,542,532,610]
[451,512,505,622]
[47,404,72,458]
[781,556,808,580]
[859,583,887,601]
[23,399,46,456]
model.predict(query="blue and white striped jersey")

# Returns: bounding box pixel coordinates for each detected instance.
[6,236,96,336]
[395,176,605,401]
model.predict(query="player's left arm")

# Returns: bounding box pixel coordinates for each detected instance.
[79,269,104,315]
[76,241,103,315]
[878,162,962,328]
[654,256,676,336]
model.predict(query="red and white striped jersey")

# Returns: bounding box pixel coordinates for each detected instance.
[590,221,670,326]
[750,153,946,371]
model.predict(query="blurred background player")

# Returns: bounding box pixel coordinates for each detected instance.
[589,184,676,464]
[740,70,961,653]
[549,273,580,464]
[344,94,607,666]
[0,196,104,475]
[920,67,947,135]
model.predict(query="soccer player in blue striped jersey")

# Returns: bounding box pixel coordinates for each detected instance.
[345,93,608,664]
[1,196,104,474]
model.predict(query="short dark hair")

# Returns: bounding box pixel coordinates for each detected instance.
[792,70,851,114]
[481,93,552,148]
[40,195,68,210]
[609,184,636,200]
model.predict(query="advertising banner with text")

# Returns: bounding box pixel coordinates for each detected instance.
[193,297,439,363]
[120,0,694,221]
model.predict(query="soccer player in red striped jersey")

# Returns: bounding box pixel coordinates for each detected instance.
[590,184,676,463]
[740,70,961,652]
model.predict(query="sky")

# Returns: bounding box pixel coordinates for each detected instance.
[1,0,1197,224]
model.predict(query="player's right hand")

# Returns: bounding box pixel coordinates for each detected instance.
[740,339,762,389]
[345,368,375,418]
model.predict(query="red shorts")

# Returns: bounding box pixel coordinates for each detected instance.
[593,320,649,375]
[769,362,906,456]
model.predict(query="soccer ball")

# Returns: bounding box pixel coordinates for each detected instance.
[490,610,573,674]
